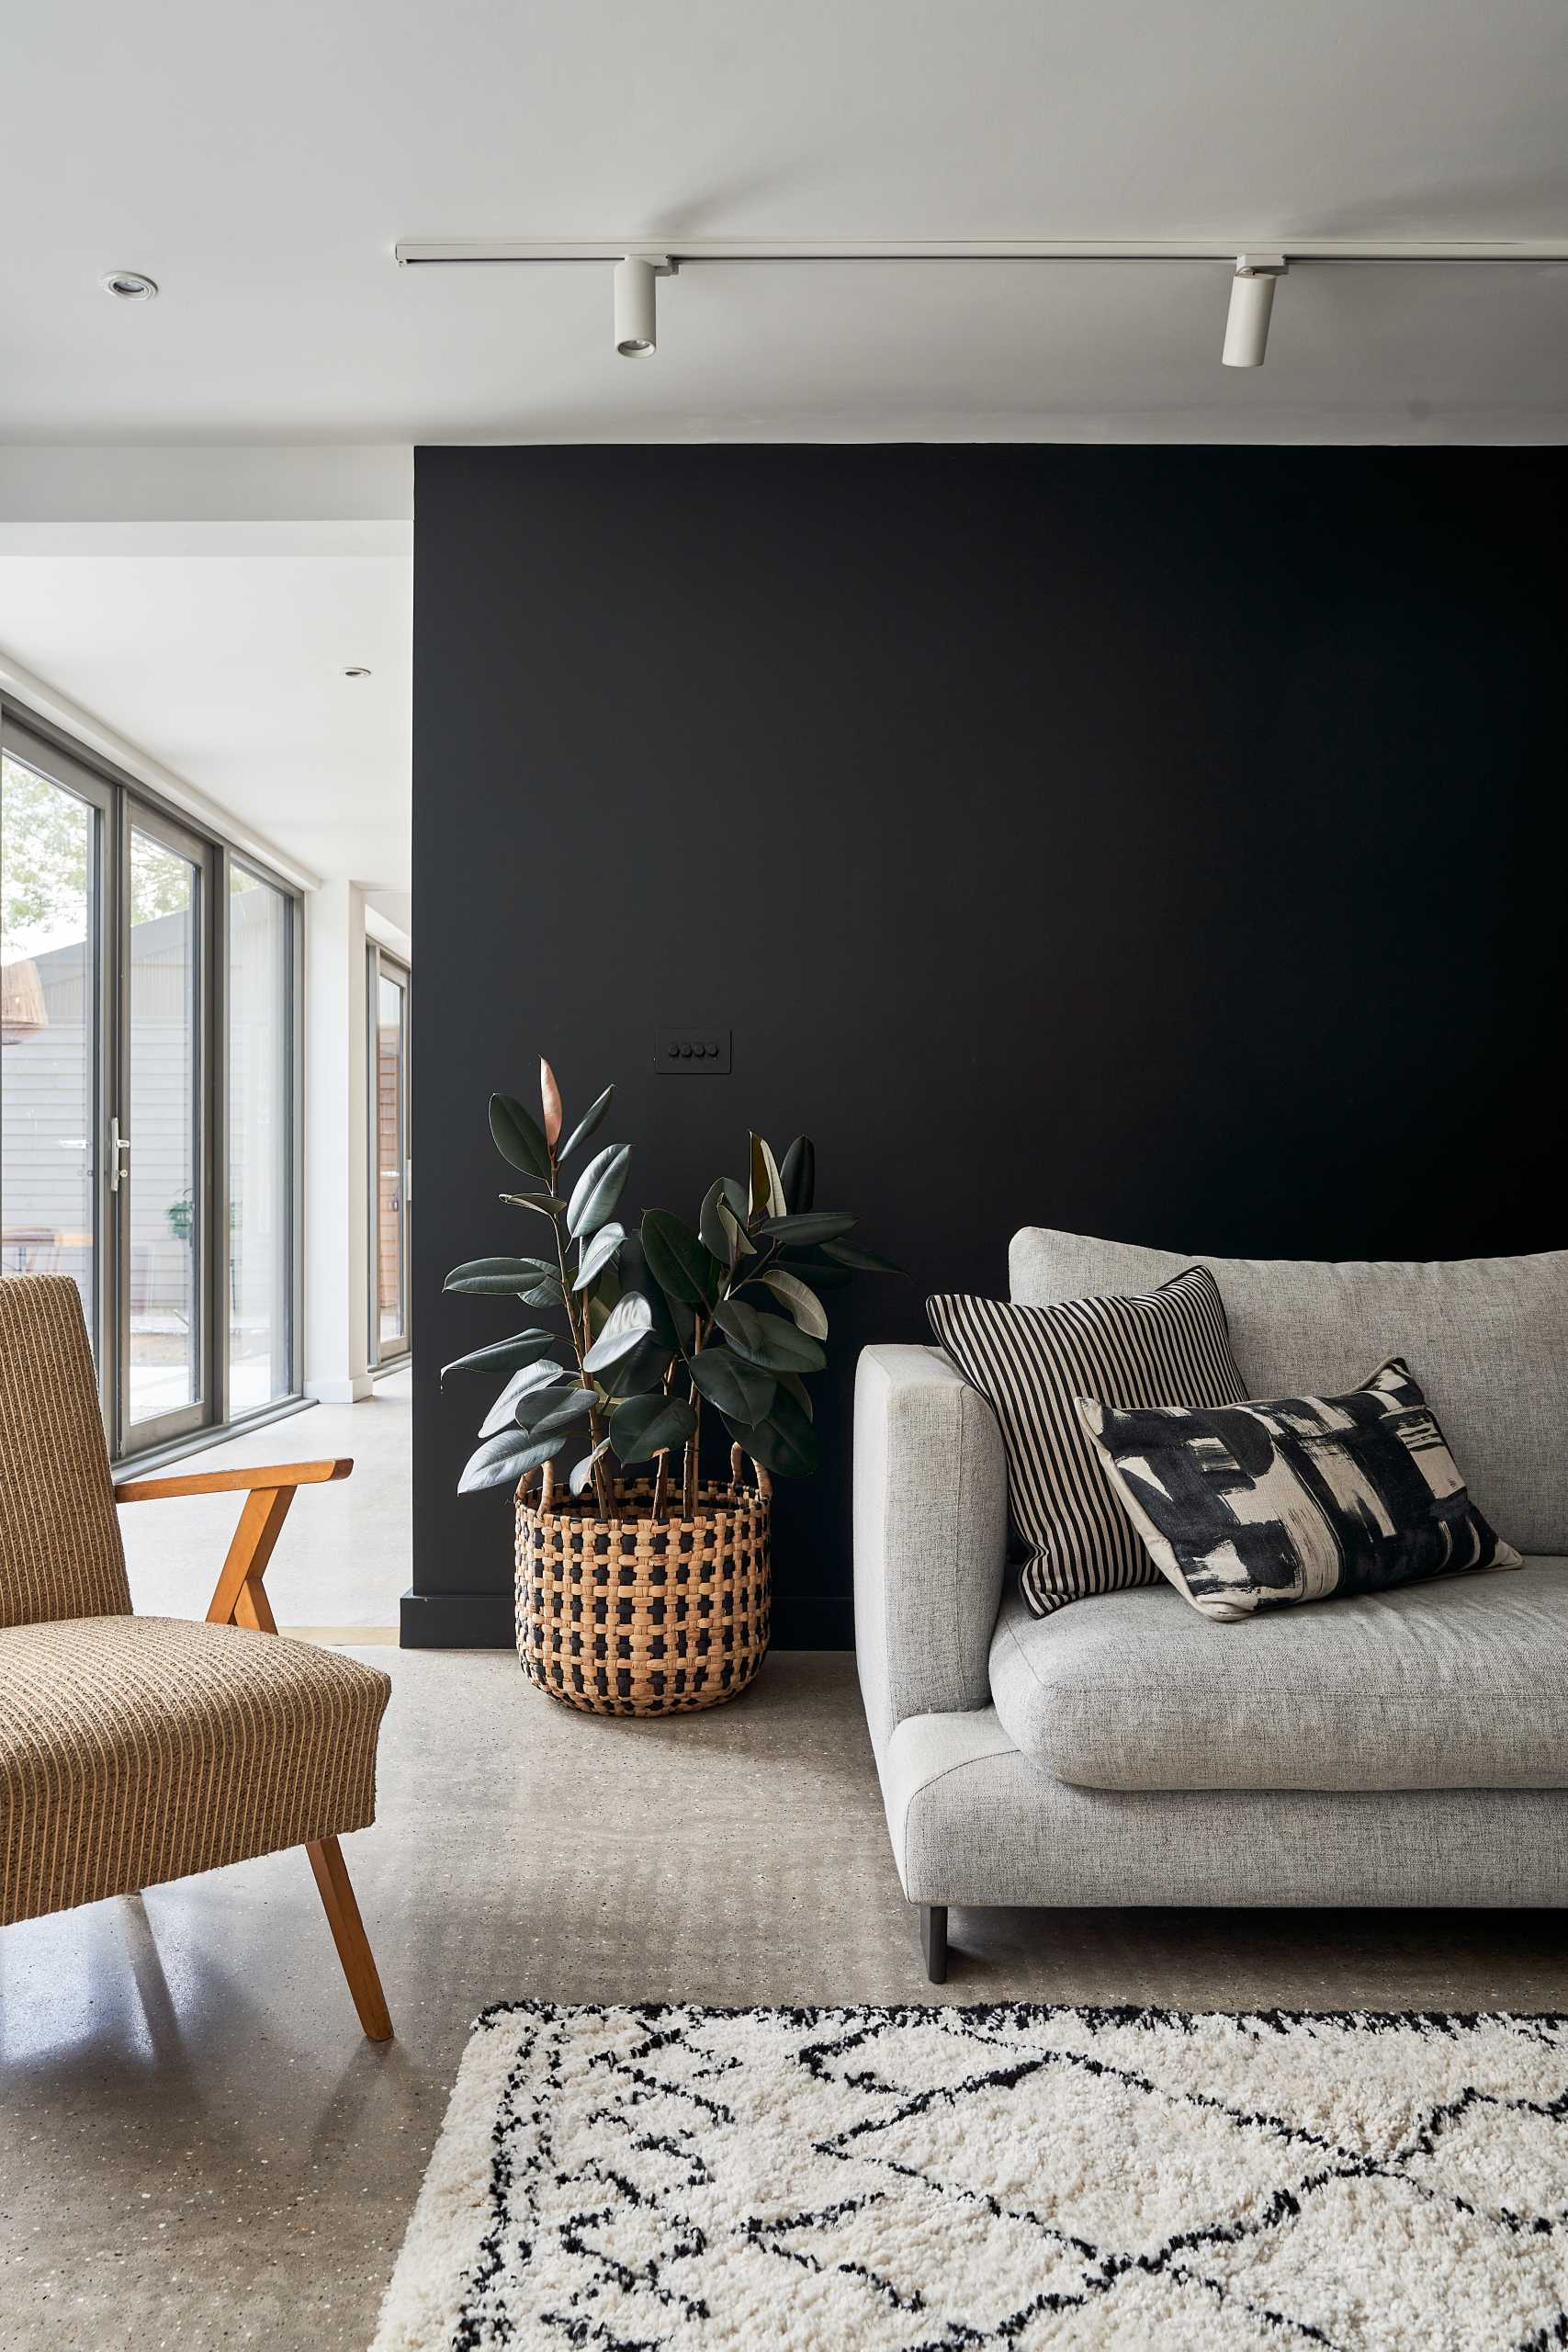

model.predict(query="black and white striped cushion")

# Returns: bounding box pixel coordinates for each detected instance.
[927,1268,1247,1616]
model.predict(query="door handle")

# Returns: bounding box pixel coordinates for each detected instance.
[108,1116,131,1193]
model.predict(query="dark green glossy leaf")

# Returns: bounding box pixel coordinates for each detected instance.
[478,1360,573,1438]
[777,1370,815,1422]
[698,1178,731,1262]
[458,1425,569,1495]
[820,1237,904,1273]
[515,1274,566,1308]
[752,1211,857,1246]
[688,1347,776,1424]
[750,1133,786,1220]
[699,1180,754,1266]
[581,1290,655,1375]
[779,1136,816,1214]
[641,1210,721,1309]
[608,1391,697,1464]
[644,1277,696,1359]
[489,1092,551,1183]
[760,1268,828,1340]
[572,1220,626,1291]
[711,1296,827,1374]
[753,1385,820,1477]
[567,1143,630,1240]
[570,1439,613,1498]
[558,1083,614,1166]
[721,1389,820,1478]
[500,1190,567,1217]
[439,1329,556,1386]
[607,1336,674,1397]
[445,1256,559,1295]
[718,1197,754,1263]
[774,1252,852,1293]
[515,1384,596,1438]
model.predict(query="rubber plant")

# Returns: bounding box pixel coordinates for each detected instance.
[443,1062,897,1518]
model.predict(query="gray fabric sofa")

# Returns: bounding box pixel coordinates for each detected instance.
[854,1227,1568,1981]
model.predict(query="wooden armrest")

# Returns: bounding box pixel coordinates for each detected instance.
[112,1459,353,1633]
[114,1459,352,1503]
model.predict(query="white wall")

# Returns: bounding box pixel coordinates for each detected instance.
[303,878,372,1403]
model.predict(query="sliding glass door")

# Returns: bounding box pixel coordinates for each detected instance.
[1,733,111,1399]
[1,707,299,1461]
[228,864,295,1412]
[121,811,209,1447]
[368,946,410,1365]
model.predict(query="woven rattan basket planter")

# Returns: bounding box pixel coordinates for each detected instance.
[514,1454,773,1717]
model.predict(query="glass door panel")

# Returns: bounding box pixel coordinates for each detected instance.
[0,748,104,1369]
[4,709,299,1460]
[229,865,293,1412]
[371,956,409,1360]
[124,822,205,1439]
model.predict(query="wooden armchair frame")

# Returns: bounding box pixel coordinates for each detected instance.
[113,1457,392,2041]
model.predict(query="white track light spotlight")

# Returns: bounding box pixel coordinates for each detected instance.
[614,255,674,356]
[1223,254,1287,368]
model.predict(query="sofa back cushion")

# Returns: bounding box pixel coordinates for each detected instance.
[1010,1228,1568,1555]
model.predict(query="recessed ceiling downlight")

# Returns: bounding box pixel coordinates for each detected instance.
[102,270,158,301]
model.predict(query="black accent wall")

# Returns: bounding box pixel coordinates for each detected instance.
[408,446,1567,1648]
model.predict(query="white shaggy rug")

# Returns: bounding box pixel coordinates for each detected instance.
[372,1998,1568,2350]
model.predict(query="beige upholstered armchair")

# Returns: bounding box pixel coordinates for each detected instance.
[0,1276,393,2039]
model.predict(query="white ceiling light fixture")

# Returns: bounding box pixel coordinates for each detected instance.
[1223,254,1287,368]
[396,237,1568,375]
[101,269,158,302]
[613,254,675,356]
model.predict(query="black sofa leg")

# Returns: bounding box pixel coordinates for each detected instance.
[920,1904,949,1984]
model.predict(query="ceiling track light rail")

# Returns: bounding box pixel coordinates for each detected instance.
[395,237,1568,266]
[394,236,1568,368]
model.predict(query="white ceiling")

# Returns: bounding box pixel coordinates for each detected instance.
[3,0,1565,444]
[0,526,412,895]
[1,1,1562,907]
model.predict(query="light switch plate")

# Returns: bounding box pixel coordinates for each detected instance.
[654,1026,732,1075]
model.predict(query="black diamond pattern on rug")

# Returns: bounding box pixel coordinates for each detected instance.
[373,2001,1568,2352]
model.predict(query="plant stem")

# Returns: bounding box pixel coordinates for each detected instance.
[682,1310,705,1515]
[685,1377,702,1515]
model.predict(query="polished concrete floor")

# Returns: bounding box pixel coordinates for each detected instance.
[4,1643,1568,2351]
[120,1366,411,1631]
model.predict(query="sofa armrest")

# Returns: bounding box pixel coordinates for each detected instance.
[853,1344,1008,1754]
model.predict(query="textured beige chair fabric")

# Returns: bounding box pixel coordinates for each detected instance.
[0,1275,390,1939]
[1,1614,388,1924]
[0,1272,131,1628]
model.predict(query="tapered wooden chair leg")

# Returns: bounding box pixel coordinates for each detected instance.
[920,1903,949,1984]
[306,1837,392,2040]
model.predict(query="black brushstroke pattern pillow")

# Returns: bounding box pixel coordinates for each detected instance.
[1076,1356,1521,1622]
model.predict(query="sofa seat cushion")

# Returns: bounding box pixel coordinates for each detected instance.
[0,1615,390,1926]
[988,1562,1568,1792]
